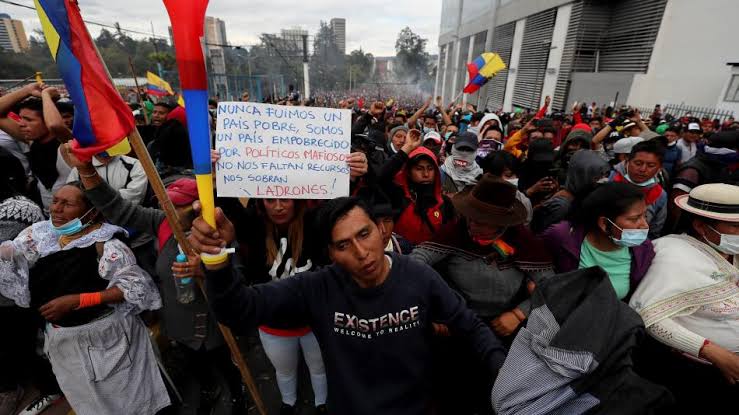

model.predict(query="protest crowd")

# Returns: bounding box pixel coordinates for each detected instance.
[1,60,739,415]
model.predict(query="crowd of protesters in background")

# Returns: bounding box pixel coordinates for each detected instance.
[0,78,737,415]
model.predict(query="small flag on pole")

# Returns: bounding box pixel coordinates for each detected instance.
[146,71,174,96]
[146,71,185,107]
[463,52,506,94]
[34,0,133,161]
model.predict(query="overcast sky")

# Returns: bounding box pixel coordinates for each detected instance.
[4,0,442,56]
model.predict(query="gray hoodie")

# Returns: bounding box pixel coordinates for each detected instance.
[531,150,611,234]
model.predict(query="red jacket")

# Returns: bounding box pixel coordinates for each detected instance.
[393,147,446,245]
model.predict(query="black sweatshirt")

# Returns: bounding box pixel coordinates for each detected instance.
[206,253,506,415]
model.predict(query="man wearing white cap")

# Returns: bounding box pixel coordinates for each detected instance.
[676,121,701,163]
[629,183,739,410]
[612,136,644,164]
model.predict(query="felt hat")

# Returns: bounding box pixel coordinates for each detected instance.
[452,173,528,226]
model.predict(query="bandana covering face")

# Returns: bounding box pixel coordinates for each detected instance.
[444,147,482,187]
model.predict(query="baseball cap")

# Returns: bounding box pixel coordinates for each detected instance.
[687,122,701,132]
[613,137,644,154]
[423,131,442,145]
[166,178,199,206]
[454,132,478,151]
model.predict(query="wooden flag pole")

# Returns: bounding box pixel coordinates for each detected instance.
[126,129,267,415]
[127,57,150,125]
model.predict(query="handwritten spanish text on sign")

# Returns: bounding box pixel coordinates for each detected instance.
[215,102,352,199]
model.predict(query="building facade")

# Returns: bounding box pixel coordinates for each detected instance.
[281,26,309,52]
[330,18,346,55]
[204,16,229,98]
[0,13,29,53]
[435,0,739,112]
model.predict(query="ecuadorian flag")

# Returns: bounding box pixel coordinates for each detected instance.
[463,52,506,94]
[34,0,133,161]
[146,71,174,97]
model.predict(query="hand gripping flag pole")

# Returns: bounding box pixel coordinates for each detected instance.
[34,1,266,412]
[163,0,226,266]
[162,2,267,413]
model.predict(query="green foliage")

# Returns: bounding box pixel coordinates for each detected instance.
[311,21,345,90]
[346,48,374,88]
[0,29,176,82]
[394,27,431,85]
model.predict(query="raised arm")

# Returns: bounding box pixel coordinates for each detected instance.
[0,83,42,140]
[40,86,73,142]
[535,96,550,119]
[408,97,431,128]
[436,96,452,127]
[60,143,166,234]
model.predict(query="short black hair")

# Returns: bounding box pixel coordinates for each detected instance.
[16,97,43,114]
[471,112,485,123]
[666,124,682,134]
[573,182,645,233]
[629,139,665,162]
[154,102,173,110]
[541,126,556,135]
[55,101,74,115]
[316,197,376,248]
[481,150,520,176]
[208,99,218,107]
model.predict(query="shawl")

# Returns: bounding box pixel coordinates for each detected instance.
[629,234,739,328]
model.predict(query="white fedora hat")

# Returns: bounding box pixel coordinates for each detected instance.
[674,183,739,222]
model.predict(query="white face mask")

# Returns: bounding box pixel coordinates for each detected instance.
[706,225,739,255]
[505,177,519,187]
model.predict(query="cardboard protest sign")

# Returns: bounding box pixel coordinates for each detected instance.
[215,102,352,199]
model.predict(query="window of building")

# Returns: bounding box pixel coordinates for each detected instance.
[724,74,739,102]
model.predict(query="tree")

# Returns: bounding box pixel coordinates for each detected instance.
[311,21,345,91]
[346,48,373,89]
[394,27,431,86]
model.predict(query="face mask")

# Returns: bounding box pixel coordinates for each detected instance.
[624,164,657,187]
[444,131,453,140]
[607,219,648,248]
[451,147,476,170]
[505,178,519,187]
[423,127,435,134]
[52,208,95,237]
[706,226,739,255]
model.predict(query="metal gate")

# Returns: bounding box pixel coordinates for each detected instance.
[511,8,557,110]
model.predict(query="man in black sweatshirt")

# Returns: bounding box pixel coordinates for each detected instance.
[189,197,507,415]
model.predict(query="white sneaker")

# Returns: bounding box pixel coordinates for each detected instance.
[17,394,61,415]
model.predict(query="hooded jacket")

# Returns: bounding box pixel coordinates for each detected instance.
[392,147,451,245]
[609,162,667,238]
[473,113,502,139]
[531,150,610,234]
[554,129,593,184]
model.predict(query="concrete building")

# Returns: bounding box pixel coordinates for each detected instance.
[435,0,739,112]
[330,18,346,55]
[204,16,229,97]
[0,13,29,53]
[280,26,308,52]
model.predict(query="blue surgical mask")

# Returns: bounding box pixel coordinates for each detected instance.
[607,219,648,247]
[423,127,434,134]
[52,208,95,237]
[624,165,657,187]
[444,131,453,140]
[623,173,656,187]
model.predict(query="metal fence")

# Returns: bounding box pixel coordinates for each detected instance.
[662,104,734,123]
[630,104,735,123]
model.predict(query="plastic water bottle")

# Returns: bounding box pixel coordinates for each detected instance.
[175,253,195,304]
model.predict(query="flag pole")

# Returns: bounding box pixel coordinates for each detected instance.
[82,12,268,415]
[127,57,150,125]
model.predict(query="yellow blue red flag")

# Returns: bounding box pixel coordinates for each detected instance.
[463,52,506,94]
[34,0,133,161]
